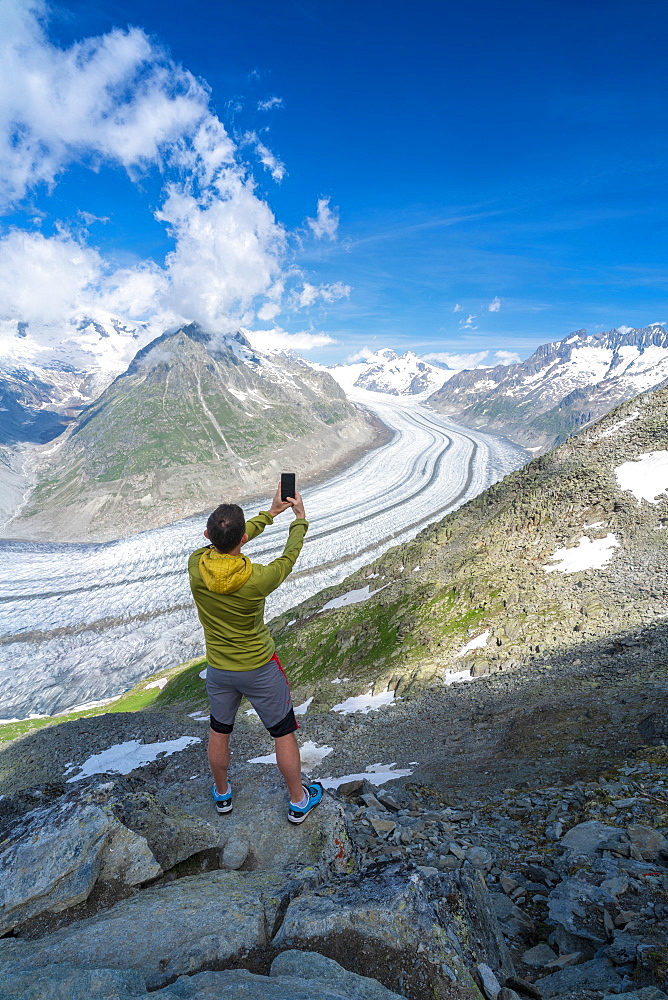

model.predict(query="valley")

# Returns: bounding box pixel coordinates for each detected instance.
[0,392,526,720]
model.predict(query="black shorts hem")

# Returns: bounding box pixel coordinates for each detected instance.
[210,714,234,734]
[268,708,298,738]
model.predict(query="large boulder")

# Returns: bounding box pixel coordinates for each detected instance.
[0,789,161,934]
[0,950,407,1000]
[273,861,512,1000]
[0,869,299,990]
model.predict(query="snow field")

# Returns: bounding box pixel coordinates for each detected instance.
[64,736,201,782]
[543,533,620,574]
[615,451,668,505]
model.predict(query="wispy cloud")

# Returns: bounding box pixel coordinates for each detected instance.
[306,197,339,240]
[243,131,286,181]
[257,96,283,111]
[488,296,501,312]
[293,281,350,308]
[459,314,478,330]
[424,349,520,369]
[453,303,463,313]
[245,327,335,352]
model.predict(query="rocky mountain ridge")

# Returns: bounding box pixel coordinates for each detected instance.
[428,325,668,453]
[2,324,384,542]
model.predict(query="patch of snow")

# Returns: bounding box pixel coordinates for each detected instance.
[319,762,415,790]
[145,677,168,691]
[188,711,209,722]
[249,739,333,773]
[286,619,297,626]
[543,534,619,573]
[366,573,380,579]
[583,521,605,529]
[615,451,668,505]
[330,677,351,685]
[199,668,207,679]
[55,695,122,715]
[413,565,421,572]
[294,697,313,716]
[318,584,387,612]
[66,736,201,782]
[331,689,395,715]
[455,630,490,657]
[245,707,260,718]
[0,712,49,724]
[444,668,473,685]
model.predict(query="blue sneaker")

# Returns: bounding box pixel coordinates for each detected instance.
[211,782,233,814]
[288,782,323,824]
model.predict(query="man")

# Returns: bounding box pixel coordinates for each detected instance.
[188,483,322,824]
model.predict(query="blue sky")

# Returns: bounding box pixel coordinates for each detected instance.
[1,0,667,368]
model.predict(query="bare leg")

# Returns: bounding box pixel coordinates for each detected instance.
[208,728,231,793]
[274,732,304,802]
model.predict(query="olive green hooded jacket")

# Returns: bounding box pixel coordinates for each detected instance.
[188,511,308,671]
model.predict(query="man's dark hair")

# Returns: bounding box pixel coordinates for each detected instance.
[206,504,246,553]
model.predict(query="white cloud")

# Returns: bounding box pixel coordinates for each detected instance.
[488,296,501,312]
[460,314,478,330]
[244,327,335,353]
[257,96,283,111]
[0,3,357,362]
[243,131,286,181]
[423,349,520,369]
[493,349,520,364]
[0,0,212,208]
[344,346,374,363]
[306,197,339,240]
[293,281,351,309]
[453,303,463,313]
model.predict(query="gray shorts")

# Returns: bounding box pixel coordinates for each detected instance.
[206,653,297,738]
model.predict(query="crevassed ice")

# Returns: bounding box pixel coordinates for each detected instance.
[66,736,201,782]
[543,534,619,574]
[615,451,668,505]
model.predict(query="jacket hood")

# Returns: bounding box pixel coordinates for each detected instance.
[199,548,253,594]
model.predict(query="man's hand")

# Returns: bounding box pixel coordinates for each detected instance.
[268,482,292,518]
[288,490,306,520]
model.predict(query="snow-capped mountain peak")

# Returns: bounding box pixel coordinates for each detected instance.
[323,347,452,397]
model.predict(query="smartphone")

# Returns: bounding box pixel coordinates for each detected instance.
[280,472,296,502]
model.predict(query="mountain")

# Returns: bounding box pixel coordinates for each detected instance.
[269,382,668,729]
[326,348,453,396]
[0,314,153,446]
[3,324,384,542]
[428,325,668,452]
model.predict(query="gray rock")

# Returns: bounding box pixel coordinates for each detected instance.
[490,892,536,941]
[162,964,399,999]
[0,869,295,989]
[546,877,614,945]
[270,950,406,998]
[476,962,502,999]
[0,961,148,1000]
[273,862,512,998]
[466,846,493,869]
[560,820,626,856]
[0,794,160,934]
[521,943,558,968]
[221,836,250,870]
[535,955,622,997]
[626,825,668,862]
[608,929,643,965]
[602,989,668,1000]
[160,767,353,876]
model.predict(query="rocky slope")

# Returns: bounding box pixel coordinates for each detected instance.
[3,324,384,541]
[428,325,668,452]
